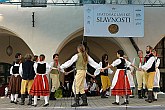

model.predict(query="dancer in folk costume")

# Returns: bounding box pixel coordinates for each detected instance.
[49,54,61,100]
[152,49,160,101]
[124,56,135,98]
[60,44,100,107]
[94,54,113,98]
[101,50,136,105]
[8,59,22,104]
[140,45,156,103]
[132,50,147,99]
[19,54,35,105]
[29,54,51,107]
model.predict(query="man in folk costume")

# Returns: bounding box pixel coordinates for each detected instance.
[132,50,147,99]
[60,44,100,107]
[19,54,35,105]
[140,45,156,103]
[102,50,135,105]
[94,54,113,98]
[49,54,61,100]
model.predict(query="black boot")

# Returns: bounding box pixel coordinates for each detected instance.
[145,91,153,103]
[49,92,56,100]
[121,100,129,105]
[27,95,33,105]
[142,89,147,98]
[19,94,25,105]
[138,90,143,99]
[80,94,88,106]
[71,94,80,107]
[101,91,108,98]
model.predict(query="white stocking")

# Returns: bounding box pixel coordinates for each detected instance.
[11,94,14,101]
[34,96,38,105]
[44,96,49,104]
[116,95,119,103]
[14,94,18,102]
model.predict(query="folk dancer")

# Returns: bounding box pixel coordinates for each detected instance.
[29,54,51,107]
[8,59,22,104]
[101,50,136,105]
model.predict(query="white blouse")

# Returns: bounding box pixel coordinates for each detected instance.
[60,54,100,70]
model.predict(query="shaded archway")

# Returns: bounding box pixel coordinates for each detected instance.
[154,37,165,92]
[0,27,34,95]
[57,29,128,89]
[0,27,33,64]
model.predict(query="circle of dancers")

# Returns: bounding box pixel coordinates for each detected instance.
[7,44,161,107]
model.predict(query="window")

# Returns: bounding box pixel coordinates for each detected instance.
[155,37,165,68]
[21,0,47,7]
[80,0,105,4]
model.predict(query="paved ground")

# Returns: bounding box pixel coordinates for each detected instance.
[1,94,165,110]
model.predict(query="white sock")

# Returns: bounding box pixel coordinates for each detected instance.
[154,92,158,99]
[116,95,119,103]
[11,94,14,101]
[34,96,38,105]
[14,94,18,102]
[44,96,49,104]
[124,95,128,102]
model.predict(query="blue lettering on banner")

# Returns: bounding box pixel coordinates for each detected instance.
[0,0,9,2]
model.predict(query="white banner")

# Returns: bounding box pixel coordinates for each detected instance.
[84,4,144,37]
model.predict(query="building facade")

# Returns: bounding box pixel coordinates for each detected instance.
[0,0,165,92]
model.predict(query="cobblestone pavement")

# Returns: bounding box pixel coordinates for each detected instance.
[0,95,165,110]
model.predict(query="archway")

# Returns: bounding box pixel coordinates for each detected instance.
[0,27,33,96]
[154,37,165,92]
[0,27,33,64]
[56,29,134,96]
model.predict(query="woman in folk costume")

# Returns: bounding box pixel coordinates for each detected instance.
[102,50,135,105]
[94,54,113,98]
[152,49,160,101]
[29,54,51,107]
[60,44,100,107]
[124,56,135,98]
[8,58,22,104]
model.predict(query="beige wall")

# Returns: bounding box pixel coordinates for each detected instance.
[0,5,164,63]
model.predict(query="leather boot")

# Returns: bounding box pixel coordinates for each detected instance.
[27,95,33,105]
[142,89,147,98]
[49,92,56,100]
[138,90,143,99]
[101,91,108,98]
[80,94,88,106]
[145,91,153,103]
[19,94,25,105]
[71,94,80,107]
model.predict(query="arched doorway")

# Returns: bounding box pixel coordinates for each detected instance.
[56,29,136,96]
[0,27,33,96]
[154,37,165,92]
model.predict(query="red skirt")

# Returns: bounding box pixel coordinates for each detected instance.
[8,75,22,95]
[29,74,49,96]
[111,70,131,96]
